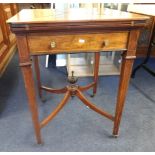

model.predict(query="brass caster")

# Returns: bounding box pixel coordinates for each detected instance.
[41,97,47,103]
[37,141,44,146]
[90,94,95,97]
[112,134,119,138]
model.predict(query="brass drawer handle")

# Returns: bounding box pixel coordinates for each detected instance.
[50,41,56,48]
[101,41,105,47]
[101,40,109,47]
[79,39,85,43]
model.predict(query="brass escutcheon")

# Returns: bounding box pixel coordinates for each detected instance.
[50,41,56,48]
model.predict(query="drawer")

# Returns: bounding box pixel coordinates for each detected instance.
[28,32,128,55]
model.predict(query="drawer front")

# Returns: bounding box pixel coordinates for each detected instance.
[28,32,128,55]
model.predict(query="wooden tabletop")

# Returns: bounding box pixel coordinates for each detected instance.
[7,8,149,24]
[128,4,155,16]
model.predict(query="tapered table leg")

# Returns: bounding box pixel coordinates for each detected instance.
[113,30,140,136]
[92,52,100,96]
[34,56,42,98]
[16,35,42,144]
[113,54,134,136]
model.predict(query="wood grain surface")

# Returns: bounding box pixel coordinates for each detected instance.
[28,32,128,54]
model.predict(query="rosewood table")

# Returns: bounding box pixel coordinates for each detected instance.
[7,8,149,144]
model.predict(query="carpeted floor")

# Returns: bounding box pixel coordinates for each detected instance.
[0,53,155,152]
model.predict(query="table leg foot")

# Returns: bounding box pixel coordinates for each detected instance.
[90,93,96,97]
[37,139,44,145]
[40,96,47,103]
[37,139,43,145]
[112,134,119,138]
